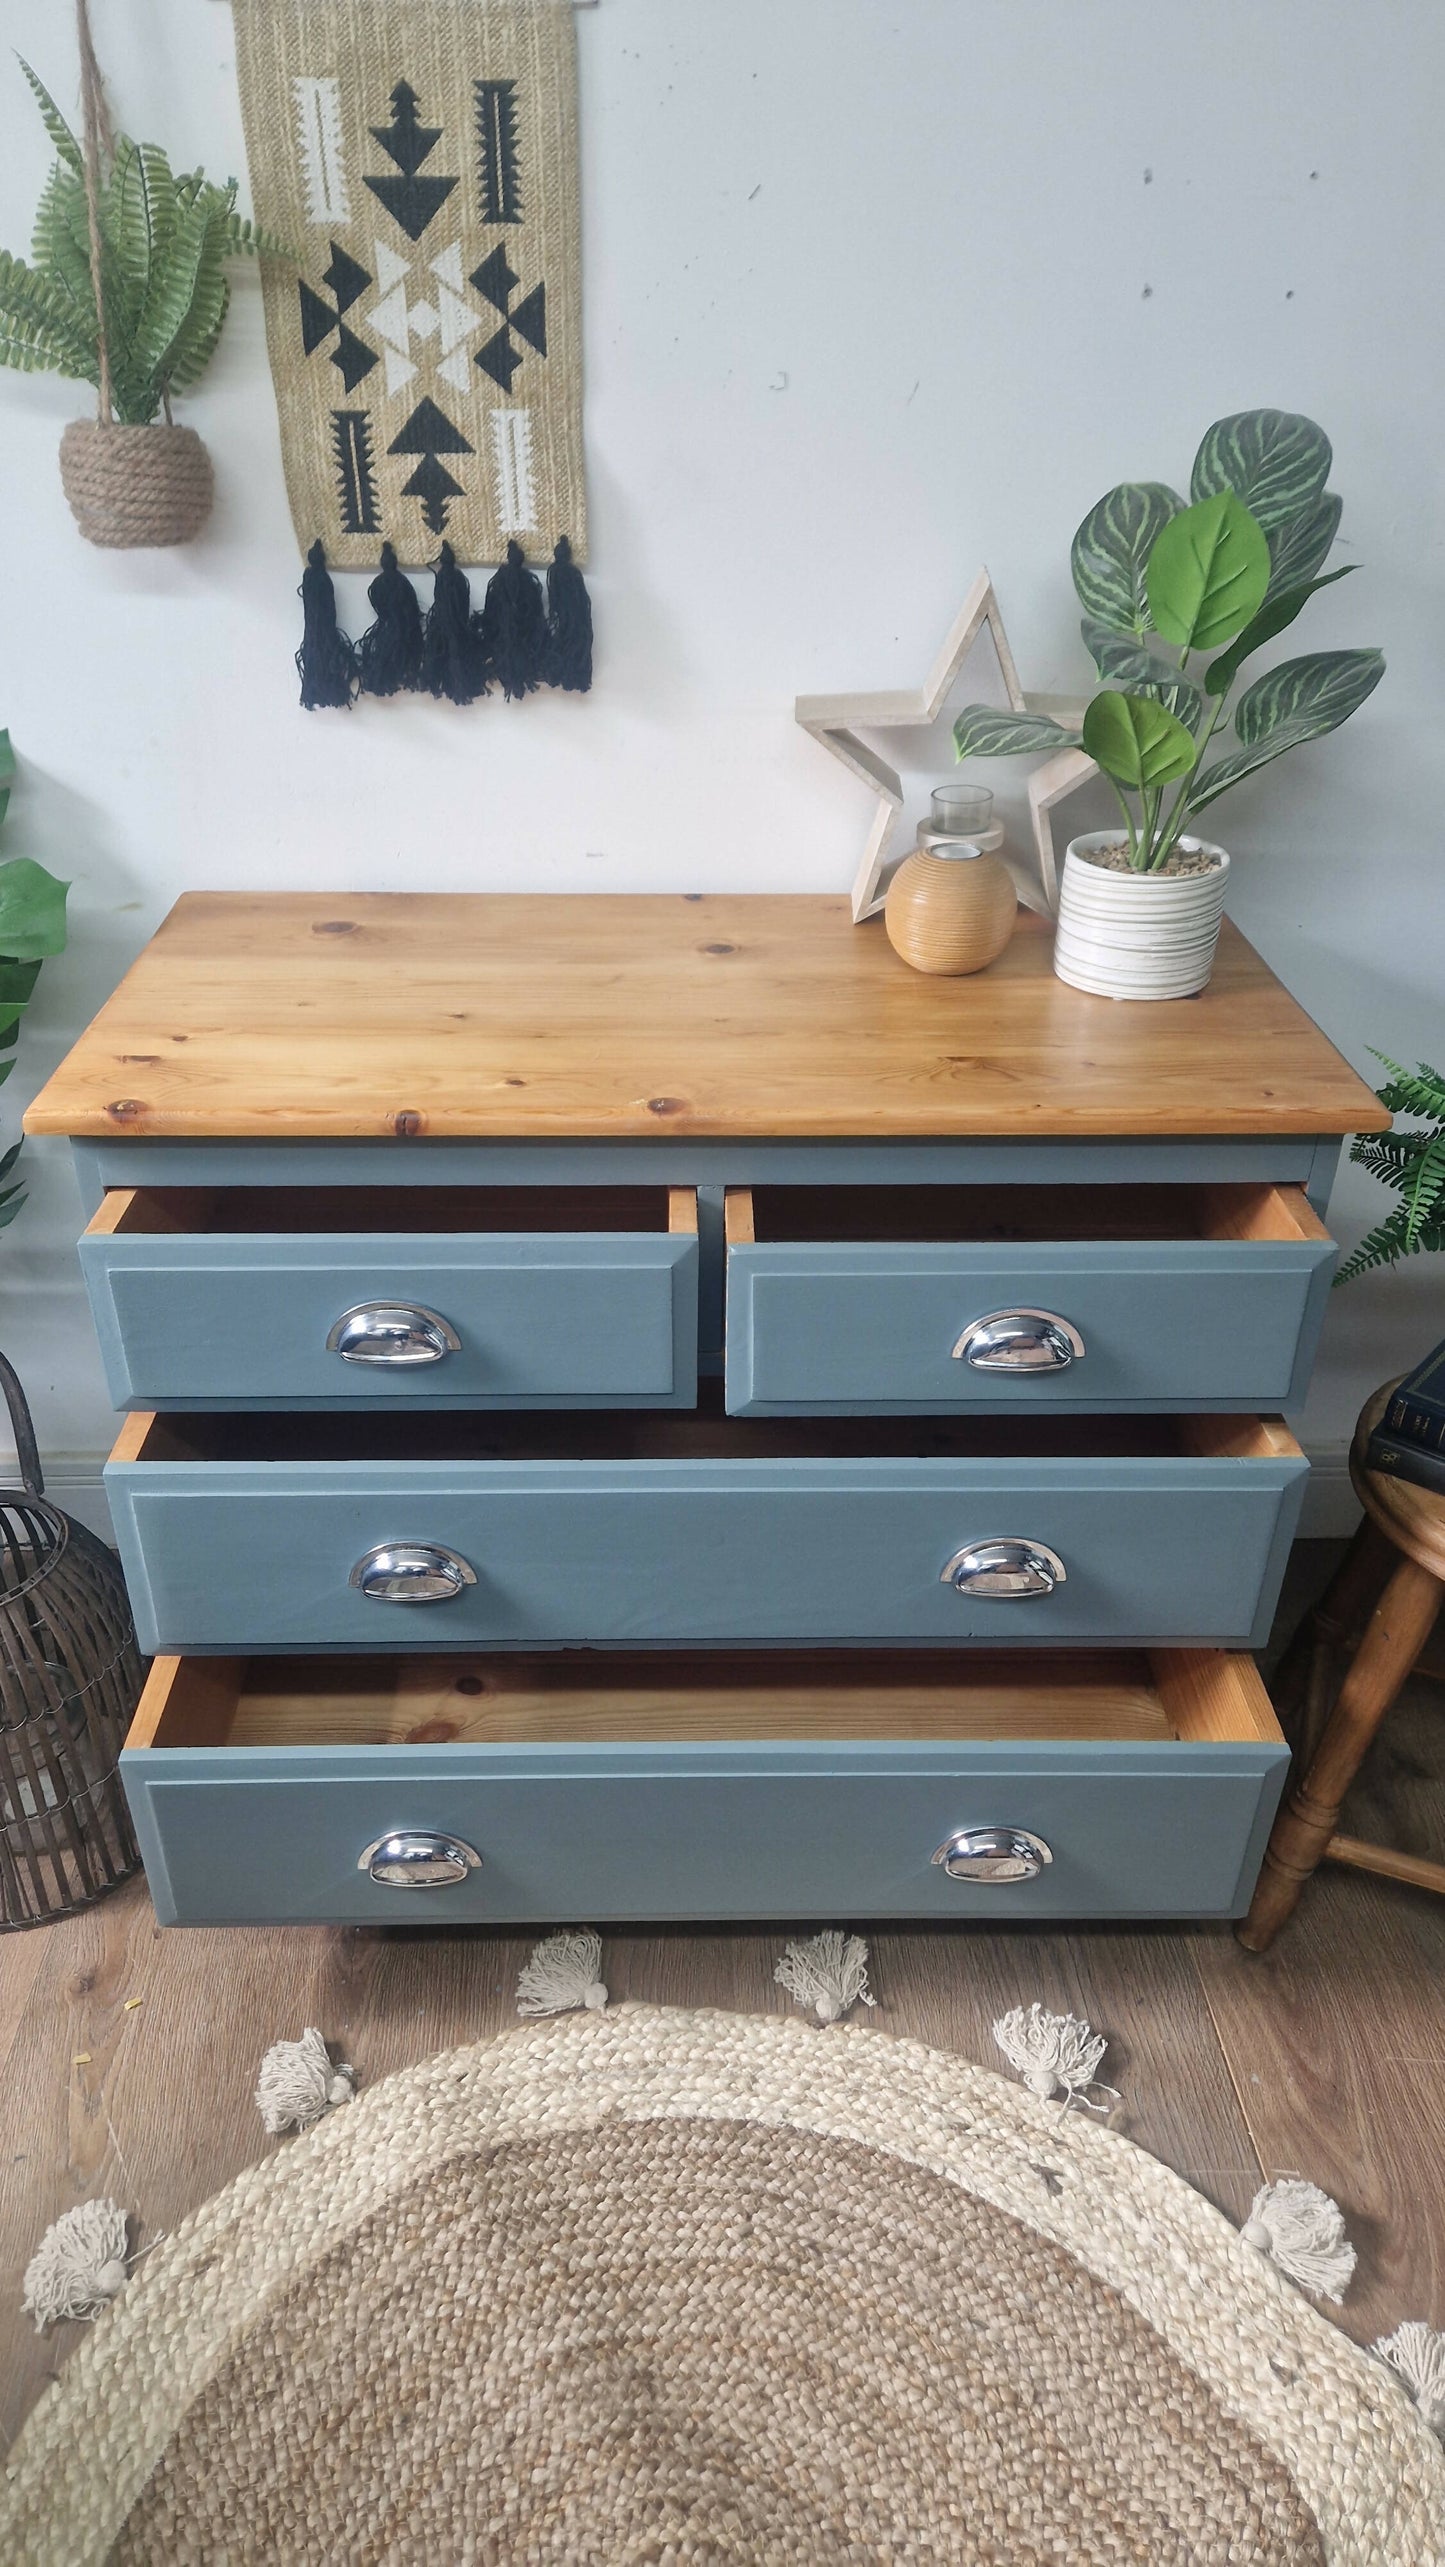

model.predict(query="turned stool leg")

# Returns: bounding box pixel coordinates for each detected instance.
[1272,1517,1394,1760]
[1239,1552,1445,1952]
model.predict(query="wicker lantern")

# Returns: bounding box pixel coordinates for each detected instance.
[0,1355,143,1929]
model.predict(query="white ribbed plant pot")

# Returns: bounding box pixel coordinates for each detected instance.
[1053,832,1230,1002]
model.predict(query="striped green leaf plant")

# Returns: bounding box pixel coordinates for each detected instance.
[0,735,68,1233]
[953,409,1384,872]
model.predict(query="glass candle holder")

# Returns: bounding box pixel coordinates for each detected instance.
[930,783,995,841]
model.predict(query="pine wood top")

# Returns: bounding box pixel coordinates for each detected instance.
[24,893,1387,1140]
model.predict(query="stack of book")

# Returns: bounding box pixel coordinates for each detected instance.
[1366,1339,1445,1497]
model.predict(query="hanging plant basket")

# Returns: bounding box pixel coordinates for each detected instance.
[59,419,213,550]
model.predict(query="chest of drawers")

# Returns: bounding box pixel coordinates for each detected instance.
[27,892,1385,1929]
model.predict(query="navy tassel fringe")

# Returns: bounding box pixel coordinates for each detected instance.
[358,542,425,697]
[421,543,489,705]
[299,539,592,709]
[296,541,357,709]
[478,540,547,700]
[545,536,593,692]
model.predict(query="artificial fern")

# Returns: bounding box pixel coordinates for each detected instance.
[1334,1053,1445,1284]
[0,65,286,426]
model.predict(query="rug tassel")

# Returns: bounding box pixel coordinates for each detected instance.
[775,1930,877,2025]
[1240,2179,1356,2303]
[296,539,357,709]
[477,539,547,700]
[993,2003,1118,2110]
[545,534,593,691]
[422,541,488,705]
[516,1928,609,2018]
[358,541,424,697]
[255,2028,356,2136]
[22,2199,130,2331]
[1373,2322,1445,2438]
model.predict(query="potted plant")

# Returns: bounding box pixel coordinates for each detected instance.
[0,732,69,1225]
[953,409,1384,999]
[0,42,283,548]
[1334,1057,1445,1283]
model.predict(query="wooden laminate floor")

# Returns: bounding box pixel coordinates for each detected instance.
[3,1550,1444,2448]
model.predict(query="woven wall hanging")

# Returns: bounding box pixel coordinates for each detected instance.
[233,0,586,572]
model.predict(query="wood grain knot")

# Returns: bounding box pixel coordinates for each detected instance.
[392,1110,425,1138]
[404,1718,460,1743]
[312,919,358,936]
[453,1676,486,1696]
[703,943,736,956]
[105,1100,145,1121]
[120,1054,160,1065]
[646,1096,684,1117]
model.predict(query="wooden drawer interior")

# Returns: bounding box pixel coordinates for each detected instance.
[112,1390,1305,1467]
[725,1181,1329,1248]
[128,1646,1284,1752]
[87,1185,697,1240]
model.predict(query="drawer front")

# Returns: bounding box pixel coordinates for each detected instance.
[726,1208,1335,1415]
[107,1448,1307,1653]
[80,1224,699,1409]
[122,1736,1287,1927]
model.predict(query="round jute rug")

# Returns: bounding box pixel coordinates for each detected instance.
[3,2006,1442,2566]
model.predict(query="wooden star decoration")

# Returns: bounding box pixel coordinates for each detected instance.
[795,567,1096,921]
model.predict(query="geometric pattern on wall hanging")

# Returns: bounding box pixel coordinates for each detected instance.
[233,0,587,568]
[795,569,1094,921]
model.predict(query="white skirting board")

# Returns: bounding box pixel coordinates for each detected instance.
[8,1446,1367,1550]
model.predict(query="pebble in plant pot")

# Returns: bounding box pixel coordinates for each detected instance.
[952,409,1386,1000]
[0,42,285,548]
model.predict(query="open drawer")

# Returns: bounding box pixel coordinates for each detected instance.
[80,1185,699,1409]
[724,1182,1335,1414]
[122,1647,1288,1926]
[105,1399,1308,1654]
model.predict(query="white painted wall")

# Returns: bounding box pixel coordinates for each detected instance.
[0,0,1441,1523]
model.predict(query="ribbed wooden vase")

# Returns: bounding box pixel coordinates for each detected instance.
[884,846,1018,977]
[59,421,214,549]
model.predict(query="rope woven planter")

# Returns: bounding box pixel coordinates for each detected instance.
[58,421,214,550]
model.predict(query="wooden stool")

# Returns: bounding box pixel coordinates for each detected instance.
[1239,1379,1445,1951]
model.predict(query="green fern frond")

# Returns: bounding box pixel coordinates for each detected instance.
[5,64,290,413]
[1335,1215,1414,1286]
[1403,1134,1445,1248]
[131,188,213,385]
[101,141,155,320]
[1338,1053,1445,1284]
[0,307,88,377]
[165,260,229,392]
[17,61,83,174]
[1351,1133,1421,1182]
[1366,1052,1445,1119]
[0,248,96,374]
[222,210,292,260]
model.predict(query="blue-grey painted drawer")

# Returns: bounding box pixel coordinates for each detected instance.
[106,1409,1307,1654]
[122,1648,1289,1926]
[80,1186,699,1408]
[725,1182,1336,1414]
